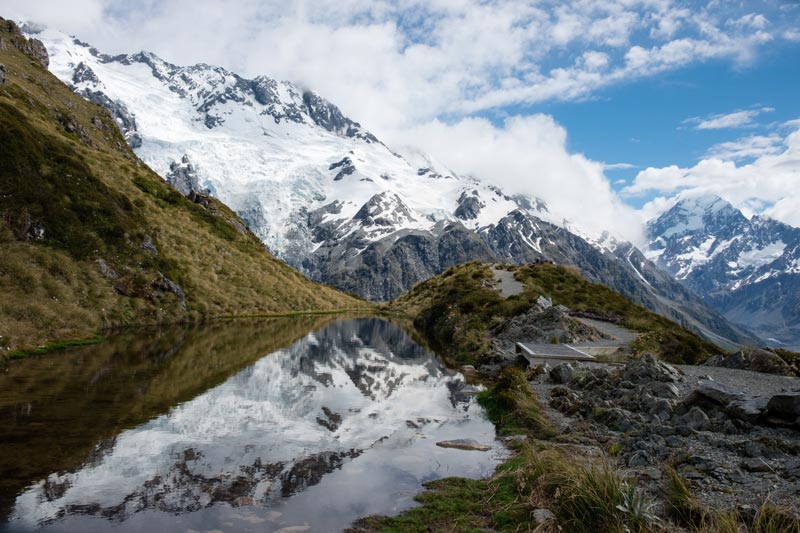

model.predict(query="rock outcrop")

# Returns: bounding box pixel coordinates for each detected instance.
[709,348,791,376]
[166,154,208,196]
[533,355,800,514]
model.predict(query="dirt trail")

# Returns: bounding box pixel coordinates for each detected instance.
[492,267,524,298]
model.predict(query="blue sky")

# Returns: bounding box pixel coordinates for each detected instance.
[6,0,800,237]
[547,43,800,205]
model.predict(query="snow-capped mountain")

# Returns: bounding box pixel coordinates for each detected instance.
[29,26,758,347]
[646,195,800,349]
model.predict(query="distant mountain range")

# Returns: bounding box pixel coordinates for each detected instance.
[26,24,761,349]
[646,195,800,350]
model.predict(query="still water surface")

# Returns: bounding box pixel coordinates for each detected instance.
[1,318,503,532]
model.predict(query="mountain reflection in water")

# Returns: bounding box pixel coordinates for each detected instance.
[2,318,503,532]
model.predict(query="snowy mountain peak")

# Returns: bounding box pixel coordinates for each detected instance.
[646,197,800,348]
[52,31,379,143]
[34,26,571,265]
[647,194,746,240]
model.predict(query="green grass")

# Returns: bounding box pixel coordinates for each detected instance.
[391,261,722,365]
[6,335,105,360]
[664,466,710,529]
[354,443,656,533]
[752,502,800,533]
[478,367,556,439]
[219,309,369,319]
[0,100,143,261]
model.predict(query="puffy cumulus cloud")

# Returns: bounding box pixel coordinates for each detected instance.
[626,125,800,227]
[704,133,783,160]
[6,0,792,135]
[389,115,645,244]
[3,0,107,30]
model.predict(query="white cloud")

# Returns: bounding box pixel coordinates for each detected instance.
[626,126,800,227]
[685,107,774,130]
[5,0,791,134]
[389,115,645,243]
[704,133,783,160]
[580,50,610,70]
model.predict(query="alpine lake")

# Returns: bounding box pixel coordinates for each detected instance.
[0,317,505,532]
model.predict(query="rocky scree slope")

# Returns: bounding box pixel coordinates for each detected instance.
[0,18,361,351]
[28,24,757,348]
[647,195,800,349]
[538,356,800,521]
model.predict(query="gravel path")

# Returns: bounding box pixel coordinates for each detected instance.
[573,317,639,346]
[676,364,800,398]
[492,267,524,298]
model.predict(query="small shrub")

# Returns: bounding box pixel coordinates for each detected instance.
[752,500,800,533]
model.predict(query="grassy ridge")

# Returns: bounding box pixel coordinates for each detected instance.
[514,263,722,364]
[392,260,721,365]
[0,19,365,350]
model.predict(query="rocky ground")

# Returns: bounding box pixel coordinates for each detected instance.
[489,299,612,357]
[530,354,800,518]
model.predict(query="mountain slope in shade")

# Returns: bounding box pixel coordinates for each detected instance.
[0,19,361,350]
[28,24,758,348]
[646,195,800,349]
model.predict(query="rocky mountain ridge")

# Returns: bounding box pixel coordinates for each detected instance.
[27,24,757,347]
[646,195,800,349]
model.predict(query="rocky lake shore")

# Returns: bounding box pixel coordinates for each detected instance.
[533,355,800,521]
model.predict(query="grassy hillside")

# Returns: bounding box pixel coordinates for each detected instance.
[0,19,364,351]
[392,260,722,364]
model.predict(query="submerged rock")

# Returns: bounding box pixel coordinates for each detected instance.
[435,439,492,452]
